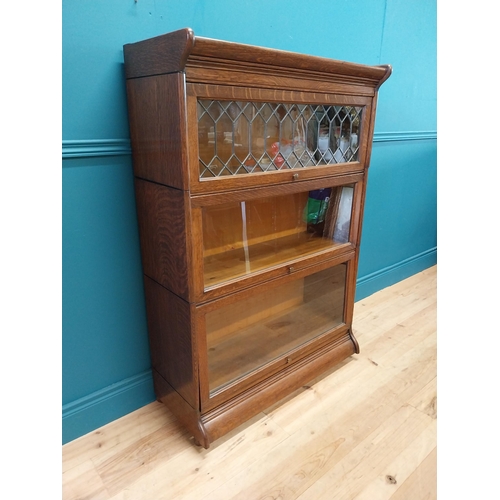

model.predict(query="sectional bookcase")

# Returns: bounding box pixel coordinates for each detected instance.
[123,28,391,448]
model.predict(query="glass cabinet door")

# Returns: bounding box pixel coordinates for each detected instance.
[197,100,363,179]
[203,263,347,396]
[202,184,355,289]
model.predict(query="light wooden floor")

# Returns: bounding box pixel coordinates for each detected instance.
[62,266,437,500]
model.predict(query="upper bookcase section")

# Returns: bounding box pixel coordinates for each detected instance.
[123,29,391,192]
[123,28,391,96]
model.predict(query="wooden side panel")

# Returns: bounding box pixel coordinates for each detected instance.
[134,179,190,300]
[126,73,188,189]
[144,276,198,409]
[153,371,209,448]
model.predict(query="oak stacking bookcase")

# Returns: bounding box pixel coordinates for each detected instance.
[123,28,391,448]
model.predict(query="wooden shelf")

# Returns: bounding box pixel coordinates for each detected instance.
[204,232,347,287]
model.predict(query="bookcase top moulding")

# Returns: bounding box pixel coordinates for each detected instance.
[123,27,392,93]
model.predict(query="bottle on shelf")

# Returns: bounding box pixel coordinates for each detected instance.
[304,188,332,236]
[317,123,333,163]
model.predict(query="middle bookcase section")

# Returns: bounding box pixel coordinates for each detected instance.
[201,184,355,290]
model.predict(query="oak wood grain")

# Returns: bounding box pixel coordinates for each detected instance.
[143,277,198,409]
[126,74,188,189]
[123,28,195,79]
[134,179,190,300]
[186,66,377,96]
[187,83,372,106]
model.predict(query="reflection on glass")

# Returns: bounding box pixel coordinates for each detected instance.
[206,264,347,393]
[202,186,354,288]
[197,100,363,178]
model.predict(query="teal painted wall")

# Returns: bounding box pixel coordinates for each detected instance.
[62,0,436,443]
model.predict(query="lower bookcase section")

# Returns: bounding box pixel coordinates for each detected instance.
[204,264,347,395]
[154,330,358,449]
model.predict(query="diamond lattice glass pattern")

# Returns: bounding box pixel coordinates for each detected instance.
[197,100,363,178]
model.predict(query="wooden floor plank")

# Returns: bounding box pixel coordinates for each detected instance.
[62,265,437,500]
[108,413,289,500]
[354,419,436,500]
[353,273,436,347]
[389,446,437,500]
[297,406,434,500]
[62,402,173,473]
[62,460,111,500]
[92,419,192,497]
[407,377,437,420]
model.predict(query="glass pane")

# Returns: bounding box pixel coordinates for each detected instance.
[203,185,354,288]
[197,100,363,178]
[206,264,347,394]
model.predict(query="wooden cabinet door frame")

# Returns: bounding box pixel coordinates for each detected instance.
[195,256,356,412]
[186,84,373,195]
[189,174,365,303]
